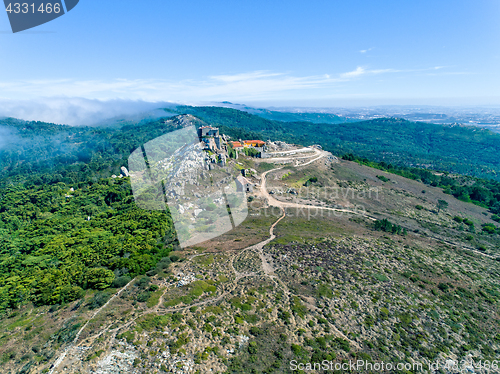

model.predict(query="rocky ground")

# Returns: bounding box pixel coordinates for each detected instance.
[1,153,500,374]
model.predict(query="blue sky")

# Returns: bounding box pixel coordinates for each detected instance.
[0,0,499,107]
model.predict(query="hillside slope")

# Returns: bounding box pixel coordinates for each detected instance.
[0,133,499,373]
[0,113,499,373]
[174,106,500,180]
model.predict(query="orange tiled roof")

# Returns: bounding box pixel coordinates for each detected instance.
[243,140,265,145]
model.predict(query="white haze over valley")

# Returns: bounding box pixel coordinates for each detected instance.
[0,98,177,126]
[0,97,499,132]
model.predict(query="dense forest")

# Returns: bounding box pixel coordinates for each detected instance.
[1,107,500,312]
[170,104,353,125]
[245,108,353,124]
[0,116,203,185]
[0,177,176,310]
[0,117,200,311]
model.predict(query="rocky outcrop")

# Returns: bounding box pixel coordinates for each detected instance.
[120,167,129,177]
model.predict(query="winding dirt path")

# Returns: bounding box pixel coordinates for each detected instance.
[49,149,492,370]
[259,166,376,221]
[48,280,134,374]
[259,148,323,164]
[50,156,369,371]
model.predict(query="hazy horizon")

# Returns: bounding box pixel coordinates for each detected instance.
[1,1,499,107]
[1,97,500,127]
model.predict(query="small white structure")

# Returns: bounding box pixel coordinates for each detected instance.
[236,175,254,193]
[120,166,129,177]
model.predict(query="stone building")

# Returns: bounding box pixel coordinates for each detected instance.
[236,175,253,193]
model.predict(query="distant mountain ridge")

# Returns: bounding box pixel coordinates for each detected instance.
[198,102,354,124]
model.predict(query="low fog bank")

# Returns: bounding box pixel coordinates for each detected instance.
[0,127,21,150]
[0,97,179,126]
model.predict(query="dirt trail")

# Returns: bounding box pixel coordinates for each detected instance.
[259,161,498,262]
[250,208,286,276]
[259,165,376,221]
[49,147,490,370]
[259,148,323,164]
[246,204,361,349]
[49,161,364,371]
[60,154,359,366]
[48,280,134,374]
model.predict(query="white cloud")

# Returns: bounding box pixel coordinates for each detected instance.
[0,127,20,150]
[0,66,413,103]
[0,97,174,126]
[340,67,366,78]
[210,71,283,83]
[339,67,400,79]
[0,65,454,123]
[0,65,477,124]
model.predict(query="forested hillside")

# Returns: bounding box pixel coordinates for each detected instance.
[247,108,353,124]
[0,115,204,185]
[1,111,500,373]
[341,153,500,216]
[174,106,500,180]
[2,108,500,313]
[0,178,175,309]
[0,116,203,311]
